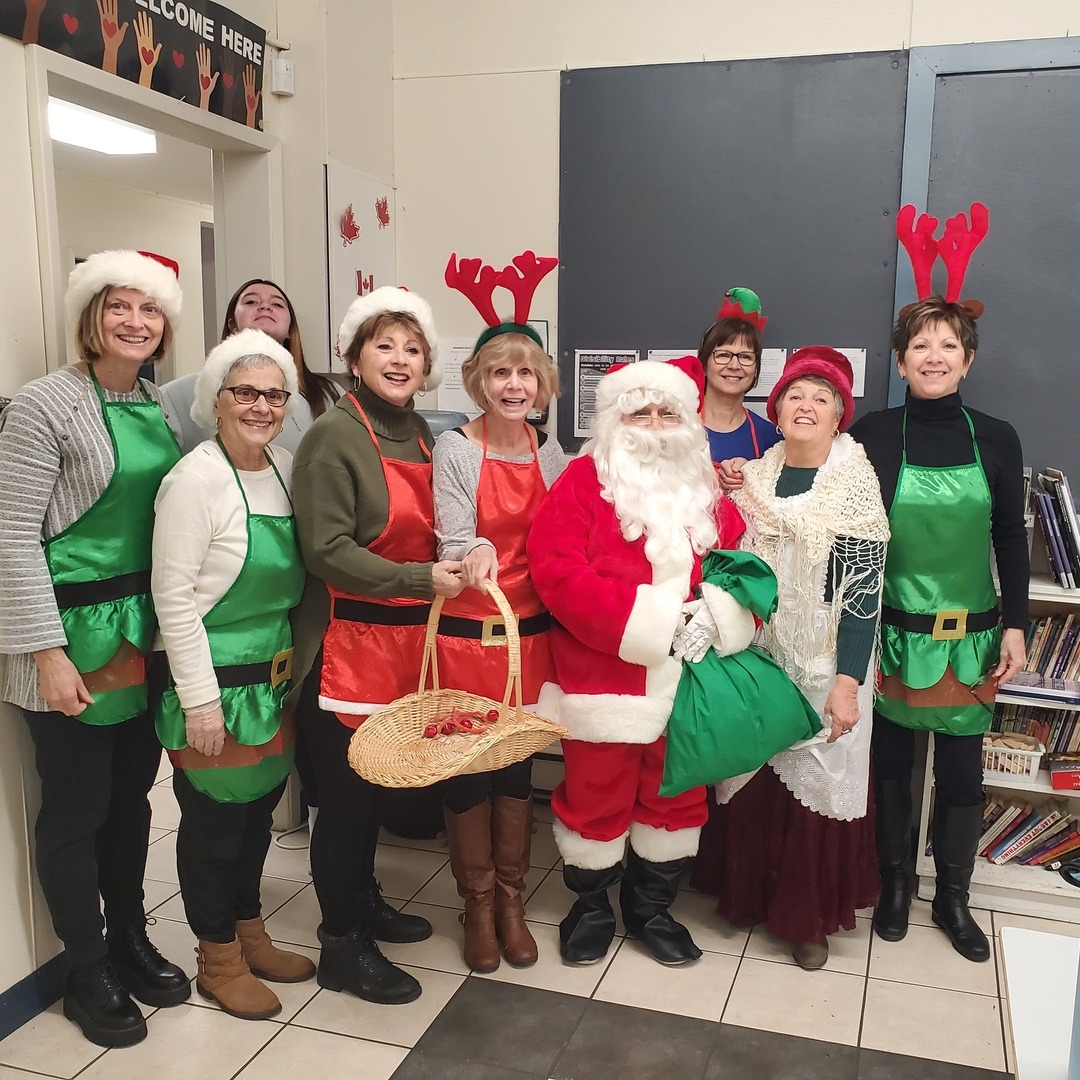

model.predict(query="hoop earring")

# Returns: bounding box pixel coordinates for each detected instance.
[775,425,782,436]
[833,429,840,439]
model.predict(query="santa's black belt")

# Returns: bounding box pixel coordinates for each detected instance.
[54,570,151,609]
[331,598,550,638]
[880,605,999,641]
[215,649,294,690]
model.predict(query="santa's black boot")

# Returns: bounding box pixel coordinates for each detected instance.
[930,802,990,963]
[620,848,701,965]
[559,864,621,964]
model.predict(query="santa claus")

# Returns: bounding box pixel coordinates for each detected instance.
[527,356,753,965]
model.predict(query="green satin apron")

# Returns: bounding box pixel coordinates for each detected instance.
[875,409,1001,735]
[44,367,181,726]
[156,440,305,803]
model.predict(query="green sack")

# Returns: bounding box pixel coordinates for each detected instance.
[659,550,822,797]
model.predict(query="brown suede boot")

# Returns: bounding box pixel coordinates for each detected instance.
[236,916,316,983]
[444,802,501,973]
[492,796,538,967]
[195,938,281,1020]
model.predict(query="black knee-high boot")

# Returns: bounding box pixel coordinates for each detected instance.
[931,801,990,963]
[873,776,913,942]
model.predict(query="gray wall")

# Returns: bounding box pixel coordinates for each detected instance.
[557,51,909,447]
[926,68,1080,480]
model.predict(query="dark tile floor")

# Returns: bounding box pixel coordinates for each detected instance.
[390,980,1014,1080]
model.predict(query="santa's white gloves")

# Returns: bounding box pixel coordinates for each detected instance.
[672,586,758,663]
[672,599,717,663]
[184,699,226,757]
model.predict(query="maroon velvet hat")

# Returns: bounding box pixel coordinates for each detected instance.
[766,347,855,432]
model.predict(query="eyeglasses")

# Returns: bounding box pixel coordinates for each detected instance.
[219,385,292,407]
[711,349,756,368]
[627,409,682,428]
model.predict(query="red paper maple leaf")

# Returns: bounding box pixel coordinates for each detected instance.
[340,204,360,247]
[375,196,390,230]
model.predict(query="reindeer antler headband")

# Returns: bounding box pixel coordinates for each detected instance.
[896,202,989,319]
[445,250,558,351]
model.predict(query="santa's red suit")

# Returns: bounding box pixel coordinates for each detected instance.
[527,453,747,870]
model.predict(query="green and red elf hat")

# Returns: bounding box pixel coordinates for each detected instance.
[445,250,558,351]
[715,286,768,331]
[895,202,988,319]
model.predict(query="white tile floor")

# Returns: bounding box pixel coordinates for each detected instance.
[3,761,1076,1078]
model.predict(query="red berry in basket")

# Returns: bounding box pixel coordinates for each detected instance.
[423,724,438,739]
[440,722,455,736]
[486,709,499,722]
[459,718,473,729]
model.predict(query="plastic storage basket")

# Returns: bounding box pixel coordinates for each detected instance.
[981,733,1045,785]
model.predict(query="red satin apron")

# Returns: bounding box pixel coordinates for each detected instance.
[318,394,436,729]
[436,420,550,705]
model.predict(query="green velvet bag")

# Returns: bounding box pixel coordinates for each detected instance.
[660,551,822,797]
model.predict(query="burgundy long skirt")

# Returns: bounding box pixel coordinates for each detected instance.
[689,765,878,944]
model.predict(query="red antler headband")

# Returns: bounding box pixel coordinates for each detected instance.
[445,250,558,351]
[896,202,989,316]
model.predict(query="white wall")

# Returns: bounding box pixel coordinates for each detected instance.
[53,173,212,379]
[391,0,1080,368]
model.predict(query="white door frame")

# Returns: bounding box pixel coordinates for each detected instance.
[24,45,283,369]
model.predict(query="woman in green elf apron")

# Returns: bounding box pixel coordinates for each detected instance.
[851,217,1028,964]
[0,250,190,1049]
[152,329,314,1021]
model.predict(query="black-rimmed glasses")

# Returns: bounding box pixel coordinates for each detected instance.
[219,386,292,407]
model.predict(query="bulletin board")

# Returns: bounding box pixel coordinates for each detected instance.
[557,51,909,447]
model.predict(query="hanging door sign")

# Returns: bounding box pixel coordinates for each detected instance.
[1,0,266,129]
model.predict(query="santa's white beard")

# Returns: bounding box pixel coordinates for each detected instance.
[593,423,719,559]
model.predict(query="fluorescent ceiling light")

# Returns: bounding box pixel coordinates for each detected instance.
[48,98,157,156]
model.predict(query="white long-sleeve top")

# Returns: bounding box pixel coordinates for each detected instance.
[151,440,293,711]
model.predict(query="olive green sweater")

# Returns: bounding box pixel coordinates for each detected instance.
[288,382,436,701]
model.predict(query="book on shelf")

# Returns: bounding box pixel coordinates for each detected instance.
[1016,815,1076,863]
[1000,670,1080,705]
[1034,490,1075,588]
[978,799,1029,856]
[988,801,1068,864]
[992,704,1080,754]
[1049,754,1080,791]
[985,806,1041,863]
[1042,470,1080,579]
[1029,826,1080,866]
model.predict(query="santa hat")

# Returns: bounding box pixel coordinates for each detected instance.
[337,286,441,388]
[191,328,299,429]
[596,356,705,419]
[766,347,855,432]
[65,249,182,330]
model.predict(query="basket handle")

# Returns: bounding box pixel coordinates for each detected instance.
[416,580,526,723]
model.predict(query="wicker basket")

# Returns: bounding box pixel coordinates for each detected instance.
[981,733,1045,785]
[347,581,567,788]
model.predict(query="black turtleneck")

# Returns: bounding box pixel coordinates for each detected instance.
[849,390,1029,629]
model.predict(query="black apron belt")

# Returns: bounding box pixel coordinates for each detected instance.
[331,598,550,639]
[54,569,151,609]
[880,605,999,640]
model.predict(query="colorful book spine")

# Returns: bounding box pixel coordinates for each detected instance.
[991,805,1065,864]
[1031,828,1080,865]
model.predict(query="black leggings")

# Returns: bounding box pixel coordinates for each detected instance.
[872,711,984,808]
[173,769,285,941]
[295,658,381,936]
[441,759,533,815]
[22,707,160,966]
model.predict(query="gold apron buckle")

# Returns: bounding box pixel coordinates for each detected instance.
[480,614,512,647]
[932,609,968,641]
[270,648,294,689]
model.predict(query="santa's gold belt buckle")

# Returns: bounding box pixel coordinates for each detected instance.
[932,609,968,641]
[270,648,294,688]
[481,615,511,647]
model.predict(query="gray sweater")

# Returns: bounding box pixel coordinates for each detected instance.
[432,428,567,560]
[0,367,169,711]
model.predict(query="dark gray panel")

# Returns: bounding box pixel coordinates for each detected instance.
[558,52,908,446]
[927,68,1080,479]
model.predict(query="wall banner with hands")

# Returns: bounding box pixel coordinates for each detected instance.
[1,0,266,130]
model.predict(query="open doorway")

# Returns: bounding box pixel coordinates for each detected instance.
[52,127,215,382]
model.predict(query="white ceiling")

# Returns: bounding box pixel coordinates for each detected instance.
[52,129,214,207]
